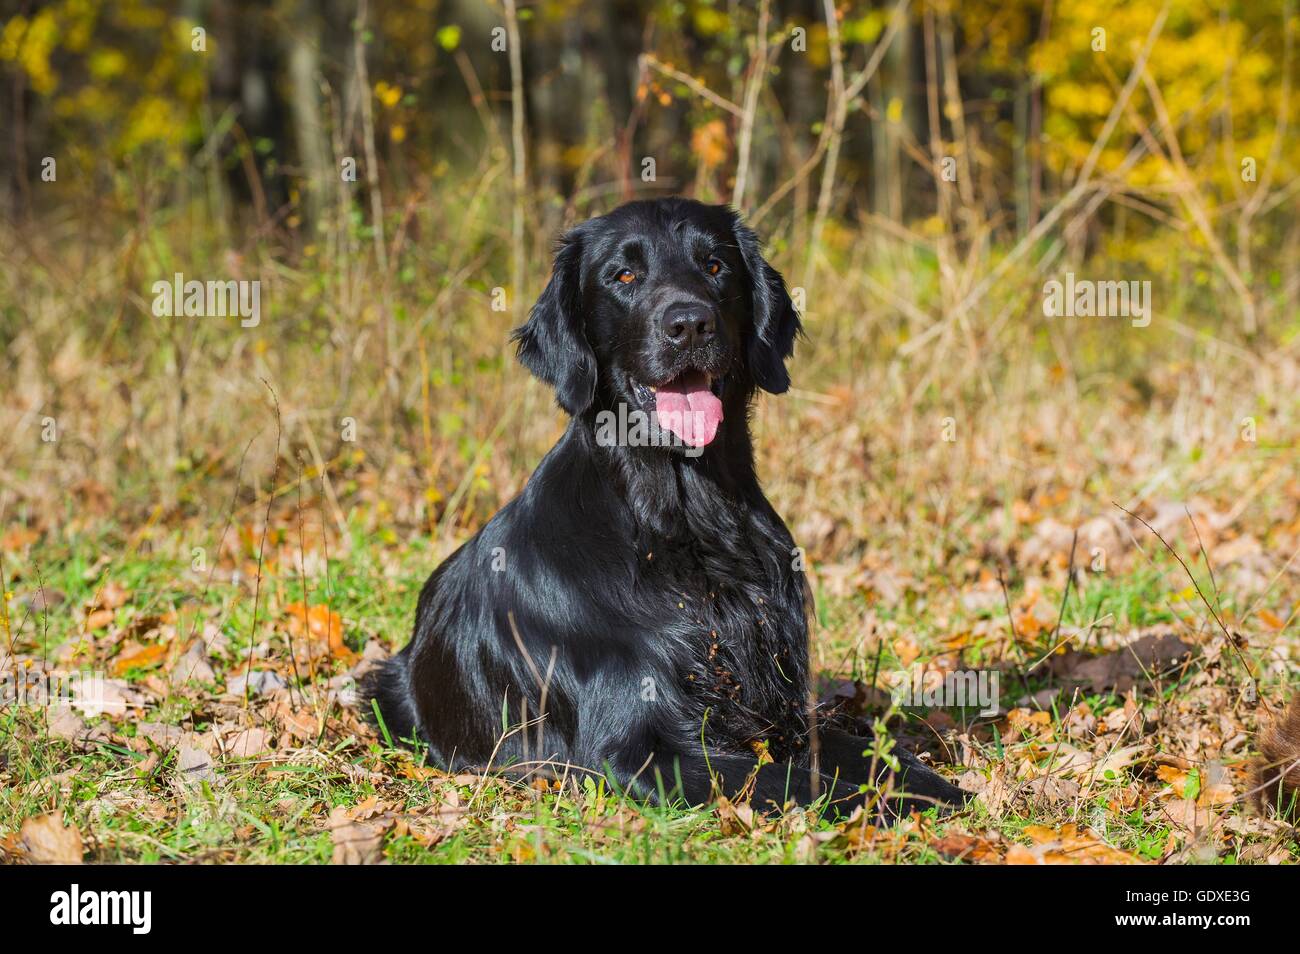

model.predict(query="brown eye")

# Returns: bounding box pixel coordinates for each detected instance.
[704,258,723,276]
[616,269,636,284]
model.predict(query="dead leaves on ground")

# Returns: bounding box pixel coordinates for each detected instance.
[1006,824,1144,865]
[1046,633,1196,694]
[6,813,85,864]
[283,602,356,666]
[836,815,1142,865]
[327,794,470,864]
[930,831,1004,863]
[110,641,171,676]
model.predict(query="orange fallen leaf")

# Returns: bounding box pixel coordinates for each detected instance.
[398,760,440,781]
[715,795,755,836]
[270,702,319,742]
[1008,823,1143,864]
[1257,609,1286,632]
[327,805,389,865]
[1003,708,1053,740]
[941,631,975,651]
[931,832,1002,863]
[1157,763,1189,795]
[2,526,40,550]
[111,642,170,676]
[85,608,115,632]
[284,602,353,661]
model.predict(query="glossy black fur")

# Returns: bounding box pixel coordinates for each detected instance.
[367,198,964,817]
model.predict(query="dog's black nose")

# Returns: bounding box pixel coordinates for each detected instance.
[660,303,716,349]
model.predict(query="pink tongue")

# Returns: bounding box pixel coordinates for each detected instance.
[654,370,723,447]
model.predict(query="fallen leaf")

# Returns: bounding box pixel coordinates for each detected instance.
[1161,798,1212,832]
[72,675,136,717]
[19,813,83,864]
[1003,708,1053,741]
[96,581,130,610]
[16,587,66,612]
[931,832,1002,863]
[285,602,354,662]
[135,722,185,750]
[716,795,755,836]
[111,642,169,676]
[1257,609,1286,632]
[1008,823,1143,864]
[269,702,318,742]
[46,707,87,742]
[1157,763,1195,796]
[170,643,216,686]
[398,760,440,781]
[1022,775,1082,805]
[177,744,218,786]
[227,670,286,698]
[1,526,40,550]
[405,805,473,847]
[224,726,272,760]
[119,612,176,639]
[1048,633,1194,693]
[327,806,390,864]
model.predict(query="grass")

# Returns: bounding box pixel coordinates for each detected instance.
[2,155,1298,863]
[3,490,1297,863]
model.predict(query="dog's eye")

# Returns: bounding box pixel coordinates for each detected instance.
[704,258,723,276]
[615,269,637,284]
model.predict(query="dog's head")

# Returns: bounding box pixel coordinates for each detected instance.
[512,198,801,452]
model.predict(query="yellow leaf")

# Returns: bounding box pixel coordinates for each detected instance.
[111,642,169,676]
[1258,609,1286,631]
[690,119,729,170]
[1012,823,1143,864]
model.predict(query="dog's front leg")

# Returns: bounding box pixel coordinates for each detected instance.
[815,727,968,818]
[623,751,865,815]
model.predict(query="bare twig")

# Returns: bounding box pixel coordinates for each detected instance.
[640,54,744,117]
[806,0,911,285]
[245,380,284,709]
[731,0,770,210]
[1113,501,1265,707]
[502,0,527,323]
[754,0,909,228]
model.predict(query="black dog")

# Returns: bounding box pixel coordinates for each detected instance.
[369,197,964,817]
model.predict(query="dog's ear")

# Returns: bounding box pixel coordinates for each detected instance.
[512,231,596,415]
[734,215,801,394]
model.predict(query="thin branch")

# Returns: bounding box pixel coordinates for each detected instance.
[640,54,744,117]
[731,0,770,210]
[502,0,527,322]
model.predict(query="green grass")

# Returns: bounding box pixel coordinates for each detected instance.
[3,517,1295,865]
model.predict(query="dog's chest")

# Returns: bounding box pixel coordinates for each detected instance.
[639,541,809,754]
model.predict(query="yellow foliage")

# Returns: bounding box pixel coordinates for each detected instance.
[2,10,61,94]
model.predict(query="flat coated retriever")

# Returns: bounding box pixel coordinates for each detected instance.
[368,197,965,818]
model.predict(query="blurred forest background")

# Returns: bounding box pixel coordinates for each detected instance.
[0,0,1297,540]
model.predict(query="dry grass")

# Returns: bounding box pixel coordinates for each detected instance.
[1,148,1299,862]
